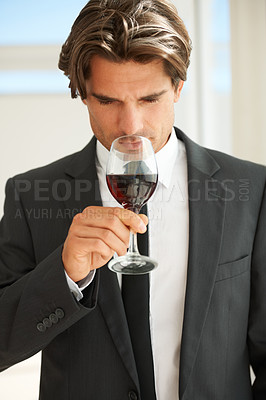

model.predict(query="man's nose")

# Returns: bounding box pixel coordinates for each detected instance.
[117,104,144,135]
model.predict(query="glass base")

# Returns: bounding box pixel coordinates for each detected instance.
[108,253,158,275]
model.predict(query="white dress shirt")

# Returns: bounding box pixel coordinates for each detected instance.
[96,130,189,400]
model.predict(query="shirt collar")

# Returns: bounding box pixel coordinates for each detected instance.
[155,129,178,188]
[96,129,178,189]
[96,138,109,172]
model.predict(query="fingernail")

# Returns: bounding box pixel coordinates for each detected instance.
[139,220,147,233]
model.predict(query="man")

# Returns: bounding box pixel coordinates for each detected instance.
[0,0,265,399]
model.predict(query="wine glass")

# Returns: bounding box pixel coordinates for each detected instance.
[106,135,158,274]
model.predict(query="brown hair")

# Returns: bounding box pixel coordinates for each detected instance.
[58,0,192,99]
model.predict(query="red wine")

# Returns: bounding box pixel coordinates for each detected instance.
[106,174,158,210]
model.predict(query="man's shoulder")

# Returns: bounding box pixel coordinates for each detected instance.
[14,152,78,181]
[175,126,266,180]
[11,138,96,183]
[206,147,266,178]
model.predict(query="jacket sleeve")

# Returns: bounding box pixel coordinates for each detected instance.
[248,181,266,398]
[0,178,99,372]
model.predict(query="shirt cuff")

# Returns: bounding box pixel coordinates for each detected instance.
[64,270,96,301]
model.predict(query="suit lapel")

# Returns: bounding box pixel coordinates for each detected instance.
[63,136,139,388]
[64,136,102,213]
[175,129,227,399]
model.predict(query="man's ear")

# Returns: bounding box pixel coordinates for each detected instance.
[174,80,184,103]
[82,98,88,105]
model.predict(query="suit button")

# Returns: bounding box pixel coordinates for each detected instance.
[128,391,138,400]
[49,313,58,324]
[37,322,46,332]
[43,317,52,328]
[55,308,65,319]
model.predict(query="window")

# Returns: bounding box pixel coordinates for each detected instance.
[0,0,87,94]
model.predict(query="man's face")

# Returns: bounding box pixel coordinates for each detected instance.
[82,55,183,153]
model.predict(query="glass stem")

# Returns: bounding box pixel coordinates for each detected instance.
[128,231,139,255]
[127,206,141,255]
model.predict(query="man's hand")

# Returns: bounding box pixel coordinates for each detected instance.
[62,206,148,282]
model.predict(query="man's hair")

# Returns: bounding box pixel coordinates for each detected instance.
[58,0,192,99]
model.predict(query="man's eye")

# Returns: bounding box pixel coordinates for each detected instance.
[144,98,159,104]
[99,100,113,105]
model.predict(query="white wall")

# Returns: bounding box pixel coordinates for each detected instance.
[230,0,266,165]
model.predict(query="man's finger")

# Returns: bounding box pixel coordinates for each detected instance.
[80,206,148,233]
[113,208,147,233]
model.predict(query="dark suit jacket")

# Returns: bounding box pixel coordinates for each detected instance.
[0,128,265,400]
